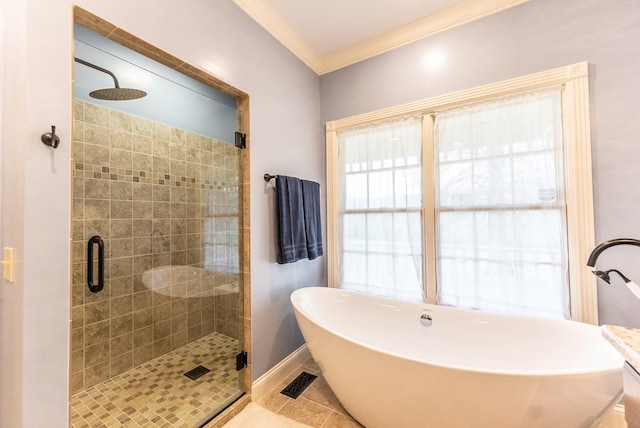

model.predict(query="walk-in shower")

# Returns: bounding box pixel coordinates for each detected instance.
[69,20,247,427]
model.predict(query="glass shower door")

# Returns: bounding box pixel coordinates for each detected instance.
[69,22,246,428]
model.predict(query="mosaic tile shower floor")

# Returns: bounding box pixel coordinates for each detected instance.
[70,332,242,428]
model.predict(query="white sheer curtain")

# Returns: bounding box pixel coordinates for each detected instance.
[434,90,569,318]
[337,117,424,301]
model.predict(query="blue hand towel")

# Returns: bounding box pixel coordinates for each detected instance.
[275,175,308,264]
[302,180,323,260]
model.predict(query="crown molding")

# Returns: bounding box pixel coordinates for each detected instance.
[232,0,323,72]
[321,0,530,74]
[233,0,530,75]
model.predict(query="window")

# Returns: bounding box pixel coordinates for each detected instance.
[326,62,598,324]
[338,117,424,302]
[435,91,568,319]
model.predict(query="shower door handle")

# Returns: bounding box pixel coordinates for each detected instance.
[87,235,105,293]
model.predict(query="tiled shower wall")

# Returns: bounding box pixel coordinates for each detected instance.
[70,99,241,394]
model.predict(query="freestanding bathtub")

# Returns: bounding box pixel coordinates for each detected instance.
[291,286,623,428]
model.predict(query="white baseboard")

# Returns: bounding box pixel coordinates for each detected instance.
[600,404,626,428]
[251,345,311,402]
[252,345,626,428]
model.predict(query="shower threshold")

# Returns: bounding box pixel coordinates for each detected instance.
[70,332,243,428]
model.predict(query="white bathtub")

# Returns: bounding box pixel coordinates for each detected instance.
[291,286,623,428]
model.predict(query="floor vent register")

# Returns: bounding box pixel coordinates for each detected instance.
[280,371,317,399]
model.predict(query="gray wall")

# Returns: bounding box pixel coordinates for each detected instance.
[320,0,640,327]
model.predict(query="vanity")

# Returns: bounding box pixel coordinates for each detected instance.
[602,325,640,427]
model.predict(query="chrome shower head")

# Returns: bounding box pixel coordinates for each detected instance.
[75,57,147,101]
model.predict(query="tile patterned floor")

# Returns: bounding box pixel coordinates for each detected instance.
[250,357,625,428]
[256,358,364,428]
[70,332,243,428]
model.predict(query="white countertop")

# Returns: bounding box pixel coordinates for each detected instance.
[602,324,640,368]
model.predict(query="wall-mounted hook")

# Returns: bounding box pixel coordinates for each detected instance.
[41,125,60,148]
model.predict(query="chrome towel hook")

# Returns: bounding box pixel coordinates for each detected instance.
[41,125,60,148]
